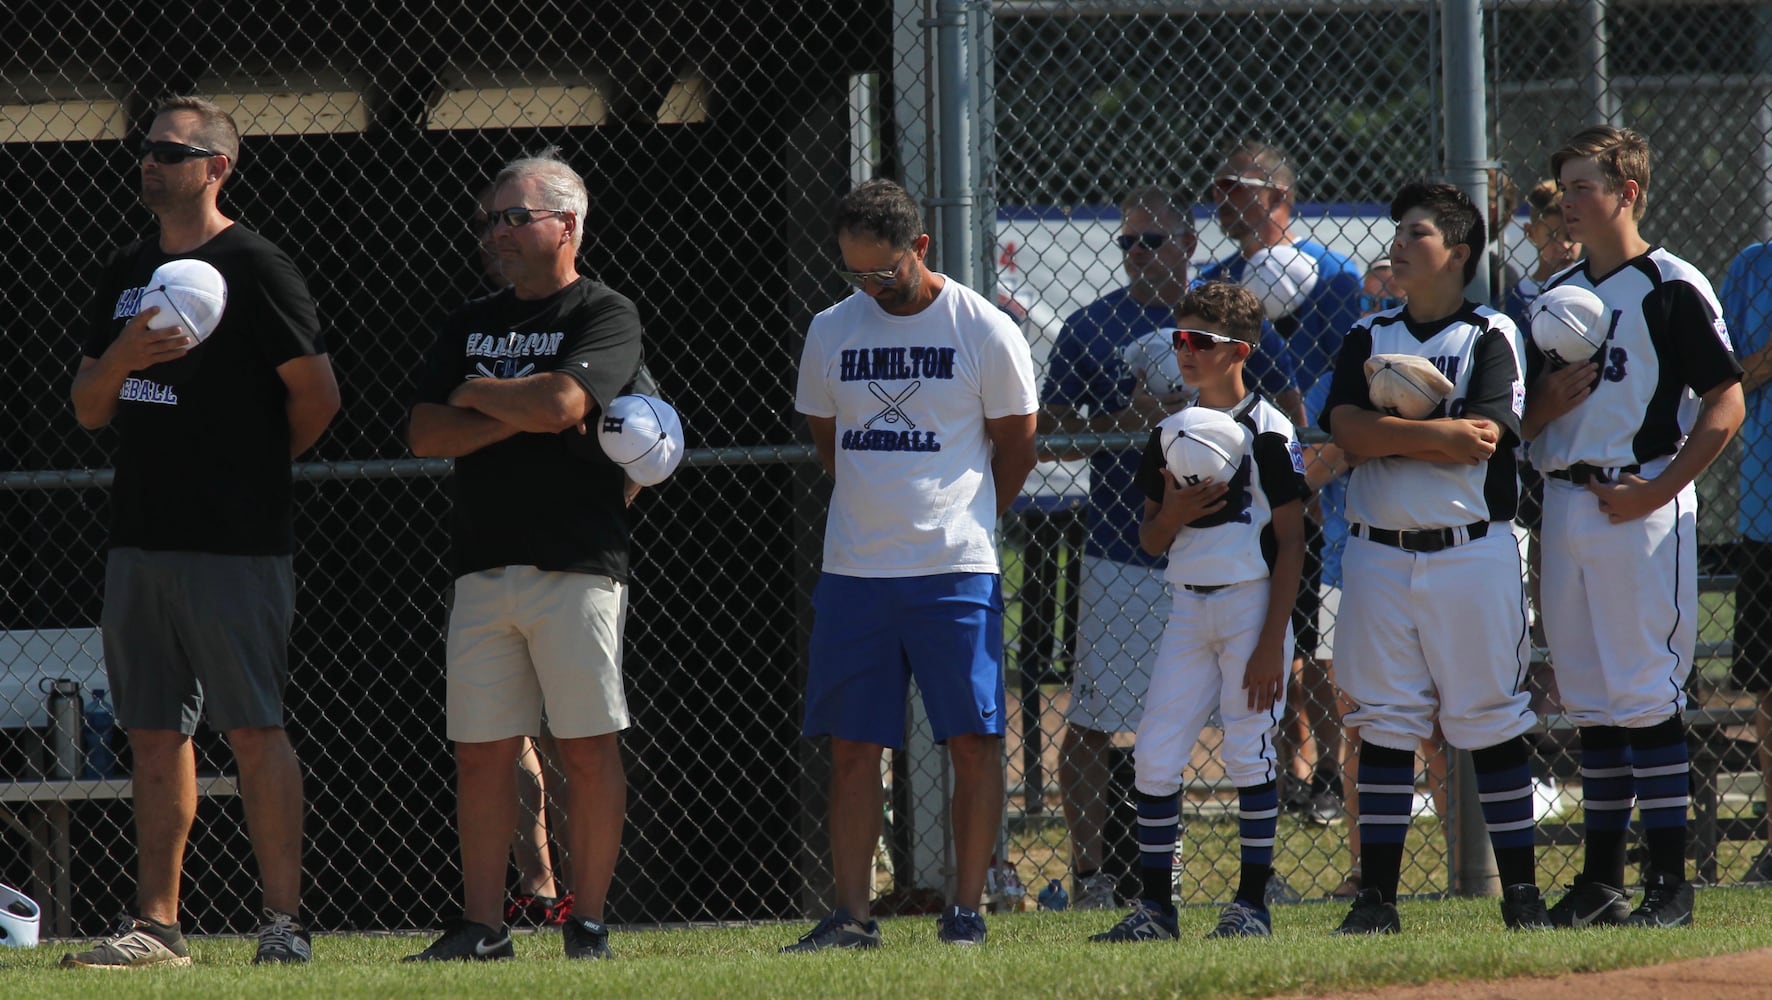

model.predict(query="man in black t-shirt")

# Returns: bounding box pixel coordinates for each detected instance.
[404,151,642,963]
[66,97,340,969]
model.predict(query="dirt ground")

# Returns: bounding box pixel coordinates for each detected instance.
[1277,947,1772,999]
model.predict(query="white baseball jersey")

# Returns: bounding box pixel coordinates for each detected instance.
[1134,393,1310,587]
[795,277,1038,578]
[1527,247,1741,473]
[1323,303,1526,530]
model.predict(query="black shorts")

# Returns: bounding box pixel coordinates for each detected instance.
[101,548,296,734]
[1733,539,1772,693]
[1292,518,1324,657]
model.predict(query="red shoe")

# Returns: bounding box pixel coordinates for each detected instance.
[506,893,574,927]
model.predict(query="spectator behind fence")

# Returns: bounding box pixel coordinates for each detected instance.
[1084,281,1307,944]
[1038,186,1296,910]
[1322,181,1545,934]
[1201,138,1362,828]
[1524,126,1744,929]
[1719,241,1772,884]
[785,179,1038,951]
[65,96,341,968]
[405,150,644,962]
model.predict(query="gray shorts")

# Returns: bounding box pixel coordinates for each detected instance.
[101,548,296,735]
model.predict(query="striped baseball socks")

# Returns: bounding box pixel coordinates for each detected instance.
[1134,789,1180,913]
[1630,715,1691,881]
[1355,741,1415,904]
[1577,725,1634,888]
[1471,736,1537,889]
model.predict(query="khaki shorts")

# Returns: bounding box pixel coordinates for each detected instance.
[446,566,629,742]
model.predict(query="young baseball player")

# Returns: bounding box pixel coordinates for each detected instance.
[1088,281,1307,942]
[1321,181,1547,935]
[1523,126,1744,928]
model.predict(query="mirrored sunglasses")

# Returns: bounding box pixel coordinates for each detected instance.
[1172,328,1242,352]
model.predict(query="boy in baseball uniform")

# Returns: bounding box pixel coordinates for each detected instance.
[1321,182,1547,935]
[1088,281,1307,942]
[1523,126,1744,928]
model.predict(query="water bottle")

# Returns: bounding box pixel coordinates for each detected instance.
[82,687,117,780]
[41,678,82,780]
[1036,878,1068,911]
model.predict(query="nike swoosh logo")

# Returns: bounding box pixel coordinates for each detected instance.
[981,708,997,719]
[1572,903,1617,927]
[474,935,509,956]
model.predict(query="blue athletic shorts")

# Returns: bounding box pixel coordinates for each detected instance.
[805,572,1006,747]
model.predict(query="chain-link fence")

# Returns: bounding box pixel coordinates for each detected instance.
[1,0,1769,940]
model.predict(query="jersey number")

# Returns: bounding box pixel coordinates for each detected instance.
[1603,347,1628,382]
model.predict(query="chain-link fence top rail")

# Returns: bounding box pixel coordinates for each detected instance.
[2,0,1770,936]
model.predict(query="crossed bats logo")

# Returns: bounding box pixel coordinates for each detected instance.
[864,380,921,429]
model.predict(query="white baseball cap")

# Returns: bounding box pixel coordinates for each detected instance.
[597,394,685,487]
[0,882,40,949]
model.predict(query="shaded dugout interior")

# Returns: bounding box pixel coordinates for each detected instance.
[0,0,886,932]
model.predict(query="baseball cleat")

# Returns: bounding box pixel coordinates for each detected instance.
[562,915,612,959]
[1546,877,1630,928]
[1500,884,1551,930]
[780,908,881,953]
[1205,899,1272,938]
[1331,889,1400,935]
[934,904,987,945]
[1624,872,1693,928]
[1088,898,1179,942]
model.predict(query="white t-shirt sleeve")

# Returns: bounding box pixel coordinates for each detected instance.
[979,310,1040,419]
[1244,244,1322,321]
[794,319,836,418]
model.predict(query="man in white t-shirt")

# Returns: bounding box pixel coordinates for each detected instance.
[784,179,1039,951]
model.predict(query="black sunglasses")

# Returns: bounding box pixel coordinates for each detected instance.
[485,207,572,229]
[1117,232,1171,252]
[1172,328,1242,352]
[140,139,225,165]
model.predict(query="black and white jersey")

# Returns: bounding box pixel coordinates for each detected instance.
[1136,393,1309,587]
[1527,247,1741,472]
[1321,302,1525,530]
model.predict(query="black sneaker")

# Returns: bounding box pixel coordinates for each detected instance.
[780,909,882,953]
[60,914,192,969]
[1331,889,1400,935]
[1625,872,1694,928]
[1547,877,1630,929]
[401,920,514,962]
[252,908,313,964]
[1500,884,1551,930]
[934,904,987,945]
[563,915,611,959]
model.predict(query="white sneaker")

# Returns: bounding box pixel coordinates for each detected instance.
[1074,872,1120,911]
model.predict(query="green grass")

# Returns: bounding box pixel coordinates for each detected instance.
[8,890,1772,999]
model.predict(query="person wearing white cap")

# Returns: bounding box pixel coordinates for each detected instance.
[406,148,645,963]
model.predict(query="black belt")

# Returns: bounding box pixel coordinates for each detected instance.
[1547,463,1640,485]
[1351,520,1489,553]
[1182,583,1234,594]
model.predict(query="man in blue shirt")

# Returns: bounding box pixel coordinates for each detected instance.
[1040,186,1296,908]
[1721,242,1772,884]
[1201,139,1362,825]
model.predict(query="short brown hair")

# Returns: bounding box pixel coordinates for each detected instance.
[1174,281,1263,346]
[1524,178,1561,226]
[155,96,241,167]
[1119,185,1194,234]
[1215,138,1298,204]
[1551,125,1650,221]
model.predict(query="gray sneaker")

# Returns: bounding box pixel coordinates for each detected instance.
[1264,872,1302,906]
[60,914,193,969]
[1073,872,1120,911]
[1205,899,1272,938]
[780,909,881,953]
[252,909,312,964]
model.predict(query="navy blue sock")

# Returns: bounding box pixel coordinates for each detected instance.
[1578,726,1634,887]
[1356,741,1415,904]
[1134,790,1180,913]
[1471,736,1536,889]
[1234,781,1278,909]
[1629,716,1690,881]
